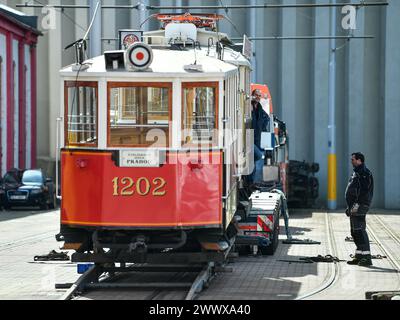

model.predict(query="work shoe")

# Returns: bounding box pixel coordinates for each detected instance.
[358,257,373,267]
[347,258,361,265]
[347,254,362,265]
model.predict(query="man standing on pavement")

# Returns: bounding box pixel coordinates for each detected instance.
[345,152,374,267]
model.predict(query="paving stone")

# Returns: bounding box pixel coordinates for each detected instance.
[1,209,400,300]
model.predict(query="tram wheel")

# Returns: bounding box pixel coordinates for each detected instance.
[261,225,279,256]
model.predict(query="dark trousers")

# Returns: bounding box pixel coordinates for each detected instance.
[350,206,371,255]
[248,144,264,184]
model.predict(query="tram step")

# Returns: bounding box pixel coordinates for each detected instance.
[85,282,193,289]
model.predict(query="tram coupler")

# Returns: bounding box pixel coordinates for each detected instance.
[125,235,147,262]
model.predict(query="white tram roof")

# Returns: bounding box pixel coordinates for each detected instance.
[60,46,251,79]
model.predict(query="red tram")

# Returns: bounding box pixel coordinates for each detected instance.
[57,14,257,263]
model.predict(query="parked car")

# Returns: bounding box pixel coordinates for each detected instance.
[2,169,56,210]
[1,169,24,210]
[0,177,3,210]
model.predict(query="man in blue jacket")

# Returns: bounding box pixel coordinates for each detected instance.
[345,152,374,267]
[248,89,270,184]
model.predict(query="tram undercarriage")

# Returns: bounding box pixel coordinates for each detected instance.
[60,221,239,264]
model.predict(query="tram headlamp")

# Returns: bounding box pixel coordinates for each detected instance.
[125,42,153,71]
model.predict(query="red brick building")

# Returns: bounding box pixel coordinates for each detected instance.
[0,5,40,175]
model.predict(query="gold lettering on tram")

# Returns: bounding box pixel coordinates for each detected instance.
[136,177,151,196]
[112,177,119,196]
[152,177,167,196]
[121,177,135,196]
[112,177,167,197]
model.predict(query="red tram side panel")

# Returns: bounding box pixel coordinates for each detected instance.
[61,150,223,229]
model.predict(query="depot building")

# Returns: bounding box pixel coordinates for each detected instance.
[0,4,40,175]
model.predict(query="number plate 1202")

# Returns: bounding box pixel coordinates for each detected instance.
[112,177,167,197]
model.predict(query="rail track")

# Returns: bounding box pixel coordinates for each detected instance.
[58,212,400,301]
[297,211,400,300]
[295,212,340,300]
[0,232,55,252]
[364,214,400,299]
[367,214,400,272]
[60,261,230,300]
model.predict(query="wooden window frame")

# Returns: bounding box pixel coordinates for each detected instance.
[107,82,173,148]
[181,81,219,147]
[64,81,99,148]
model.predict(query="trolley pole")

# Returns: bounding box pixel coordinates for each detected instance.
[327,0,337,210]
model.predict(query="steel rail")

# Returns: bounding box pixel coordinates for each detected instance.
[295,212,340,300]
[60,262,215,300]
[295,212,400,301]
[60,264,100,300]
[367,215,400,272]
[146,271,190,300]
[363,214,400,299]
[0,232,55,252]
[372,215,400,248]
[185,262,215,300]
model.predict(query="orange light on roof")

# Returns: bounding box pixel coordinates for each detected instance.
[154,13,224,29]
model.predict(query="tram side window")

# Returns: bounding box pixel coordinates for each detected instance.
[65,82,98,146]
[108,83,171,147]
[182,83,218,146]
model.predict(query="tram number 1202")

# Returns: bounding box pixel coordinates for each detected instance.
[112,177,167,197]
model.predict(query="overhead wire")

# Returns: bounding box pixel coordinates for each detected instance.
[30,0,88,33]
[218,0,242,37]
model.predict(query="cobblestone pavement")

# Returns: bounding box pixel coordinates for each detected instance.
[307,212,400,300]
[0,209,79,300]
[0,208,399,300]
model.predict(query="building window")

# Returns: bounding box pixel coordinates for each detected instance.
[64,81,98,147]
[182,82,219,146]
[108,82,171,147]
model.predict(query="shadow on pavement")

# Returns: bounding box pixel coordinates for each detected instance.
[360,266,400,273]
[0,208,59,222]
[198,209,323,300]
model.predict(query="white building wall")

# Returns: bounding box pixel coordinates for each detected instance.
[25,44,32,169]
[12,38,19,168]
[0,33,7,176]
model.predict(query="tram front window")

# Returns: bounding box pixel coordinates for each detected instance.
[182,83,218,146]
[108,83,171,147]
[65,81,98,147]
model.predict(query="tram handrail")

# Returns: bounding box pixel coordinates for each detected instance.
[56,117,62,201]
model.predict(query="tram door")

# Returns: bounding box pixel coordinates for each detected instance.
[224,75,239,227]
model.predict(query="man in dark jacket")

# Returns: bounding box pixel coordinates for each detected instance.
[248,89,270,184]
[345,152,374,267]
